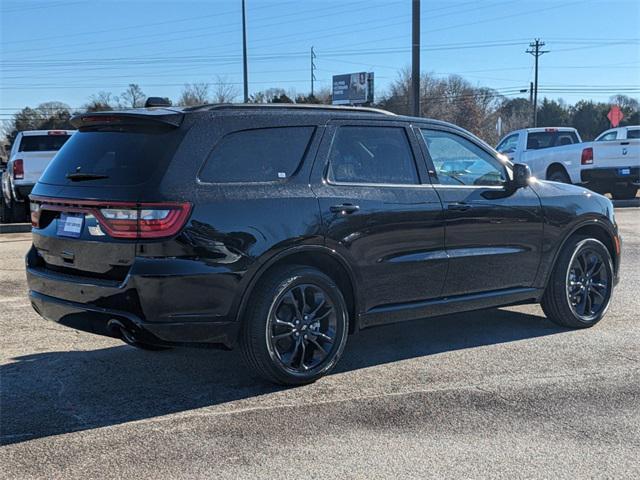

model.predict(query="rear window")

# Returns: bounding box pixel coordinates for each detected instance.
[18,135,71,152]
[627,129,639,139]
[527,131,579,150]
[39,127,184,186]
[199,127,314,183]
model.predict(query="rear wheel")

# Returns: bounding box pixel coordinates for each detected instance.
[240,265,349,385]
[541,236,614,328]
[0,196,27,223]
[547,168,571,184]
[611,185,638,200]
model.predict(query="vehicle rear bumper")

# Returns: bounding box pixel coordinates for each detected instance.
[26,247,241,348]
[29,289,240,348]
[581,167,640,185]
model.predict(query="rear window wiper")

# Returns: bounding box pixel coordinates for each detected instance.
[66,172,109,181]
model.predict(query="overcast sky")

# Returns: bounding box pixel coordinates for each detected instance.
[1,0,639,120]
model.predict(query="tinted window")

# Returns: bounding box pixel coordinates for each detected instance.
[39,127,185,186]
[18,135,71,152]
[527,131,579,149]
[327,126,418,184]
[497,134,518,153]
[627,129,639,139]
[199,127,314,183]
[421,129,506,186]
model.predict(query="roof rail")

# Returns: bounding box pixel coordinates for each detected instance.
[183,103,396,116]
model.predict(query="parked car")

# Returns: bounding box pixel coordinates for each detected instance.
[1,130,74,223]
[496,127,584,183]
[582,125,640,199]
[496,126,640,199]
[27,105,621,385]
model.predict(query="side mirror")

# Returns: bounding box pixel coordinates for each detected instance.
[511,163,531,188]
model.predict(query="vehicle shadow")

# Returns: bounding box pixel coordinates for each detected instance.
[1,308,566,445]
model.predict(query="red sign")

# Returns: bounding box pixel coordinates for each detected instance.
[607,105,624,127]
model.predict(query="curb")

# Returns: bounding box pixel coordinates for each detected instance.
[0,223,32,234]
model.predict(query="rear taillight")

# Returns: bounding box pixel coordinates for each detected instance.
[581,147,594,165]
[30,202,41,228]
[13,159,24,179]
[96,203,191,239]
[29,197,191,239]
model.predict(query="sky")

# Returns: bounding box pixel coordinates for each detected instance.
[1,0,639,124]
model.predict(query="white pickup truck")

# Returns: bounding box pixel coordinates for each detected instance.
[1,130,74,222]
[496,126,640,199]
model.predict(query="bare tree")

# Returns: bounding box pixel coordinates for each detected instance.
[120,83,146,108]
[212,76,239,104]
[84,91,119,112]
[178,83,210,106]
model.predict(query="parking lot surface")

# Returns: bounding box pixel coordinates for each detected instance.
[1,208,639,479]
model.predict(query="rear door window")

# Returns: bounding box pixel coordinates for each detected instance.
[627,129,639,139]
[199,126,314,183]
[18,135,71,152]
[327,126,419,185]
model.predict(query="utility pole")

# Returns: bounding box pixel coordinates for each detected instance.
[242,0,249,103]
[526,38,548,127]
[310,46,317,98]
[411,0,420,117]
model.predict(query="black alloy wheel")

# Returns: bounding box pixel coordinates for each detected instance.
[241,265,349,385]
[266,284,338,374]
[542,236,614,328]
[566,247,611,321]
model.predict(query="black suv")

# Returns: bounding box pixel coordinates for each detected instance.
[27,104,621,385]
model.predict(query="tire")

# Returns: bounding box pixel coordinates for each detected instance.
[611,185,638,200]
[240,265,349,385]
[0,197,10,223]
[547,169,571,184]
[541,236,614,328]
[1,194,28,223]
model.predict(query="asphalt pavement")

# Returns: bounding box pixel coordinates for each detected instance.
[1,208,639,479]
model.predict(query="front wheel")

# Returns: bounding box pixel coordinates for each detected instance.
[240,265,349,385]
[542,236,614,328]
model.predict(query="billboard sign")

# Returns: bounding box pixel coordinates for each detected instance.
[332,72,374,105]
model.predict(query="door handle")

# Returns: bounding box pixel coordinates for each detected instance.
[447,203,471,212]
[330,204,359,214]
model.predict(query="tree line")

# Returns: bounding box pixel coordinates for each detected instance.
[3,70,638,147]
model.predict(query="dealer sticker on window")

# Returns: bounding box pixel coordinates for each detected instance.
[57,213,84,238]
[619,168,631,176]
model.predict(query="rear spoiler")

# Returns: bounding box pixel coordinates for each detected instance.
[71,109,183,129]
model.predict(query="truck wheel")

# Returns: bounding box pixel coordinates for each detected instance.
[240,265,349,385]
[1,196,27,223]
[547,169,571,184]
[0,198,9,223]
[541,236,614,328]
[611,185,638,200]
